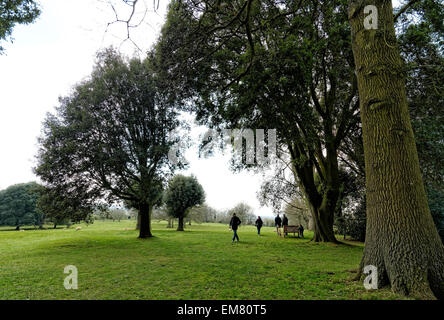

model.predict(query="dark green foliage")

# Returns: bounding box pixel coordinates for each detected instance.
[122,179,164,211]
[0,0,41,53]
[0,182,41,229]
[35,48,182,238]
[164,175,205,231]
[35,186,93,227]
[335,200,366,242]
[334,166,366,241]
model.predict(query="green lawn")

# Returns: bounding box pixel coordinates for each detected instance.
[0,220,407,300]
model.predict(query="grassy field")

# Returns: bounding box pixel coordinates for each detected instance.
[0,220,408,300]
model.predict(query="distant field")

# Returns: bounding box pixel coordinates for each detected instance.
[0,220,408,300]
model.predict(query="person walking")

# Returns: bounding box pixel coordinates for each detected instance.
[275,214,282,236]
[229,213,242,243]
[298,224,304,238]
[255,216,263,235]
[282,214,289,236]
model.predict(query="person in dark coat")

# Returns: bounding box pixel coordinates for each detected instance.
[229,213,242,243]
[255,216,263,235]
[275,214,282,236]
[298,224,304,238]
[282,214,289,236]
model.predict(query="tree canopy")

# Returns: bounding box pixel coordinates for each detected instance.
[0,182,42,229]
[35,48,183,238]
[0,0,41,54]
[164,174,205,231]
[228,202,255,225]
[35,185,94,228]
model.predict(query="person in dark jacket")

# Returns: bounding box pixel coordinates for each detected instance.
[275,214,282,236]
[298,224,304,238]
[229,213,242,243]
[282,214,289,236]
[255,216,263,235]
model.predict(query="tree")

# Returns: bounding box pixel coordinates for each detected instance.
[0,0,41,54]
[187,205,207,224]
[154,0,362,242]
[152,206,169,222]
[0,182,41,230]
[188,203,218,223]
[164,175,205,231]
[123,181,164,230]
[334,167,366,241]
[94,207,114,222]
[228,202,255,225]
[348,0,444,299]
[284,197,311,229]
[109,208,128,222]
[35,48,183,238]
[35,185,94,228]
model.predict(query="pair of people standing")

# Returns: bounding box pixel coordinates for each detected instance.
[274,214,288,236]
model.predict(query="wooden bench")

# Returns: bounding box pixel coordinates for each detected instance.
[284,225,299,237]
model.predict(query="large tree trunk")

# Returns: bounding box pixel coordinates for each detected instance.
[309,200,339,243]
[349,0,444,299]
[138,203,153,238]
[290,143,340,243]
[177,216,184,231]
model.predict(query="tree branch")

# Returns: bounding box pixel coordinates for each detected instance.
[394,0,420,23]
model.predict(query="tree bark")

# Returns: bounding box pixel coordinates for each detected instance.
[290,143,340,243]
[138,203,153,238]
[309,201,339,243]
[349,0,444,299]
[177,216,184,231]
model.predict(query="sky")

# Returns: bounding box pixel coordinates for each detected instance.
[0,0,275,217]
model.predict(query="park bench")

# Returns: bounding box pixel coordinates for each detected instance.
[284,225,299,237]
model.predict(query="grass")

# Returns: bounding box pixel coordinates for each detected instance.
[0,220,408,300]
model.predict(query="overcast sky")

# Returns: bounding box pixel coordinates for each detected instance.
[0,0,275,217]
